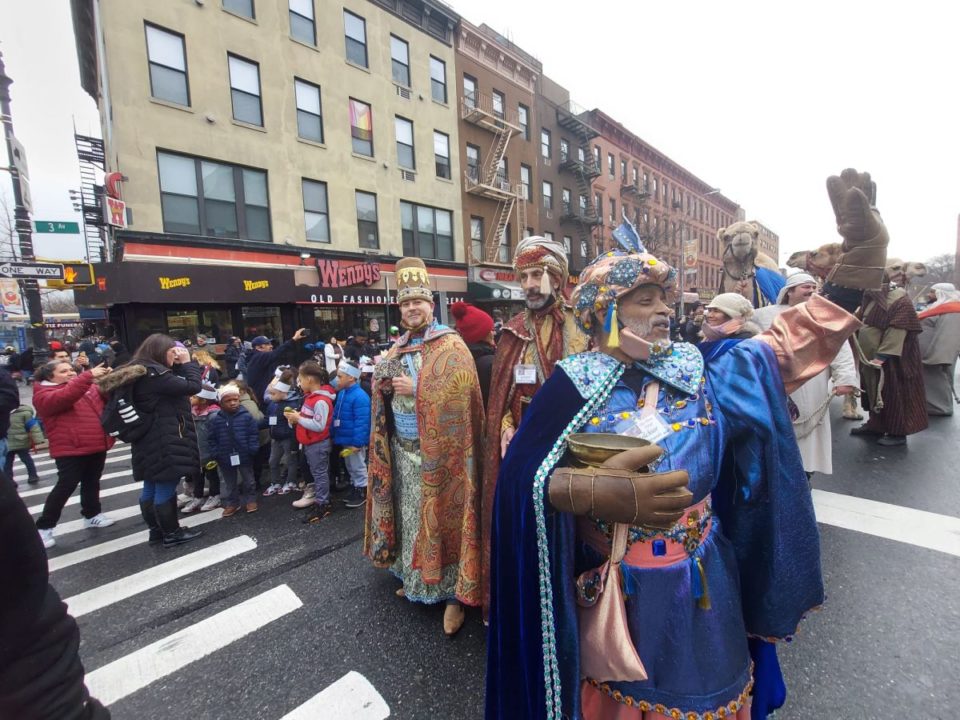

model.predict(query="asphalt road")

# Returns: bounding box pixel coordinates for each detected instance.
[17,392,959,720]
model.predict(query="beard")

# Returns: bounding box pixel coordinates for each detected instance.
[621,315,658,341]
[401,314,431,332]
[525,293,554,311]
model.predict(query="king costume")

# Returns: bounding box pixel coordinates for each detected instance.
[487,246,860,720]
[364,258,485,607]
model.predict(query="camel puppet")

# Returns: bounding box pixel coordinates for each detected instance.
[716,221,785,307]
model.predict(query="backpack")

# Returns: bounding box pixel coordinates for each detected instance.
[101,381,153,443]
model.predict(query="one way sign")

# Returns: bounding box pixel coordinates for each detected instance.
[0,262,65,279]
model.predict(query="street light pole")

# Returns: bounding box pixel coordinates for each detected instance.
[0,51,48,367]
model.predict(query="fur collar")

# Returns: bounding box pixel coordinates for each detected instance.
[96,363,150,393]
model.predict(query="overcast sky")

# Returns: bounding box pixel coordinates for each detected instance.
[2,0,958,265]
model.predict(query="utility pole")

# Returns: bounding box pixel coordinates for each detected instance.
[0,51,47,366]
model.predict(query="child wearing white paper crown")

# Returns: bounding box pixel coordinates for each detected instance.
[261,368,303,496]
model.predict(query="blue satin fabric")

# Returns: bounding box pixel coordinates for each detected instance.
[755,267,786,305]
[697,338,745,363]
[486,344,823,720]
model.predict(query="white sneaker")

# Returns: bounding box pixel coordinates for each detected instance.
[279,482,296,495]
[39,528,56,549]
[200,495,221,512]
[181,497,204,513]
[176,493,193,508]
[83,513,116,529]
[262,483,281,497]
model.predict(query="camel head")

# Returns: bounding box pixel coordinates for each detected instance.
[718,221,759,262]
[785,243,842,279]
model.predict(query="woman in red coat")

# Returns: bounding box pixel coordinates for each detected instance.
[32,360,115,550]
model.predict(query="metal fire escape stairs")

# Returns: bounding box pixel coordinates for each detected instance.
[74,132,107,262]
[557,102,601,263]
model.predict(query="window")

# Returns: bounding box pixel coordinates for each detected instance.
[349,99,373,156]
[355,191,379,249]
[562,236,572,254]
[223,0,254,18]
[580,240,588,258]
[430,56,447,103]
[541,128,552,159]
[496,157,508,186]
[542,181,553,210]
[492,90,505,119]
[520,164,531,201]
[621,159,628,181]
[343,10,367,68]
[463,74,477,109]
[401,201,453,260]
[228,54,262,126]
[158,151,270,241]
[562,187,571,213]
[395,116,414,170]
[433,131,451,179]
[579,194,587,215]
[470,216,483,261]
[560,138,569,162]
[302,179,329,242]
[498,224,511,263]
[391,36,410,87]
[608,153,615,178]
[294,79,323,143]
[643,172,649,192]
[145,24,189,106]
[594,192,603,220]
[465,144,480,182]
[593,146,600,168]
[632,166,639,186]
[289,0,315,45]
[518,104,529,140]
[545,231,554,242]
[609,198,616,224]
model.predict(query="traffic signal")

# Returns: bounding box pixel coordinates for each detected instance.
[46,262,94,288]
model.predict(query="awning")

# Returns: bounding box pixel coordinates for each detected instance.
[468,280,524,302]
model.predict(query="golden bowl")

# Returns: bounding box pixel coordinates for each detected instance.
[566,433,651,467]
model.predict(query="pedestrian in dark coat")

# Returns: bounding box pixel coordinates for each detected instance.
[208,383,261,516]
[97,334,204,548]
[224,337,242,379]
[243,328,308,408]
[0,366,19,456]
[450,302,496,407]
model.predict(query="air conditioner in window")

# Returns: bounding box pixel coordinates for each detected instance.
[400,170,416,181]
[543,158,552,167]
[396,85,412,100]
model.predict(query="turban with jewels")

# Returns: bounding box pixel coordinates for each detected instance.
[513,235,569,296]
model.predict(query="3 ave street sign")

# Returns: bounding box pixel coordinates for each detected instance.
[0,262,65,279]
[34,221,80,234]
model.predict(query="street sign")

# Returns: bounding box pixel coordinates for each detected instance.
[45,262,94,288]
[34,221,81,234]
[0,261,65,279]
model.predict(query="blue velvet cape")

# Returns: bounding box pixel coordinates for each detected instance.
[485,341,822,720]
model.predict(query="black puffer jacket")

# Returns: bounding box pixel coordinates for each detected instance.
[98,360,202,484]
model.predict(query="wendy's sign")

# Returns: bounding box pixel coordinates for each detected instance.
[316,259,381,288]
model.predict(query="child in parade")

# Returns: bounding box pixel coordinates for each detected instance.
[208,383,260,518]
[286,361,336,523]
[261,368,303,496]
[5,402,46,484]
[183,385,222,513]
[331,361,370,509]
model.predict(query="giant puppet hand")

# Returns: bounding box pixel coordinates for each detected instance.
[548,444,692,530]
[822,169,889,310]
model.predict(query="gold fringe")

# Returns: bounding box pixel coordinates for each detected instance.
[696,557,711,610]
[607,301,620,348]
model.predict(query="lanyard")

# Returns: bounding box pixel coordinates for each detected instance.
[402,353,419,392]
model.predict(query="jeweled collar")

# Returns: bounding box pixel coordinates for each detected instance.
[633,341,703,396]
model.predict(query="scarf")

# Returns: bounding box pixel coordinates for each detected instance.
[701,317,745,341]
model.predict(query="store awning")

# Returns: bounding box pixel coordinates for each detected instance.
[468,280,524,302]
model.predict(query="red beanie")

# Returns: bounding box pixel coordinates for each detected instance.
[451,302,494,344]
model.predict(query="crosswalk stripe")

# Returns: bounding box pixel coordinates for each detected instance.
[48,509,225,572]
[64,535,258,618]
[26,447,131,468]
[813,489,960,558]
[84,584,303,706]
[19,468,136,499]
[281,671,391,720]
[28,481,141,515]
[52,504,142,536]
[14,451,132,480]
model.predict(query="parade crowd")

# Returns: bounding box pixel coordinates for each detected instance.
[2,169,959,720]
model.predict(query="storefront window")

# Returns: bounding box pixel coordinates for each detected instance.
[242,306,282,342]
[200,309,233,343]
[166,310,199,342]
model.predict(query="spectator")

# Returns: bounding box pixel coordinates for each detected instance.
[0,366,21,464]
[450,301,496,407]
[261,368,302,497]
[332,361,370,509]
[15,346,34,385]
[234,379,270,489]
[224,336,242,379]
[98,334,204,548]
[244,329,308,408]
[192,348,222,386]
[286,361,336,523]
[182,386,222,513]
[109,340,131,368]
[5,402,44,484]
[32,360,115,550]
[208,383,260,517]
[323,335,344,375]
[343,334,364,363]
[700,293,761,342]
[681,303,706,343]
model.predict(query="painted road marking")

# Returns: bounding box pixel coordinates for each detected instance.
[52,504,142,536]
[64,535,257,618]
[28,481,141,515]
[85,584,303,706]
[281,671,391,720]
[48,509,225,572]
[813,489,960,558]
[23,446,131,467]
[15,451,132,481]
[18,467,134,498]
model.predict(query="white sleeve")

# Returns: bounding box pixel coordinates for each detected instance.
[830,341,858,387]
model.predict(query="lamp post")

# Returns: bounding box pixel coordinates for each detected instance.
[0,52,47,366]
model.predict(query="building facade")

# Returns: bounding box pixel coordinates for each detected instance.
[71,0,466,347]
[752,220,781,267]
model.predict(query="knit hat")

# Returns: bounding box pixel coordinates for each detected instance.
[572,250,678,346]
[195,385,218,401]
[217,383,241,400]
[706,292,754,320]
[338,361,362,379]
[395,257,433,303]
[450,302,494,344]
[49,340,63,351]
[513,235,569,295]
[776,272,817,304]
[251,335,271,347]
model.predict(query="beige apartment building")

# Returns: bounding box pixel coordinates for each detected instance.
[752,220,781,266]
[71,0,466,347]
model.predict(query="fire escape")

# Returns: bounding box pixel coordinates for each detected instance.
[461,91,524,264]
[557,101,601,264]
[74,132,107,262]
